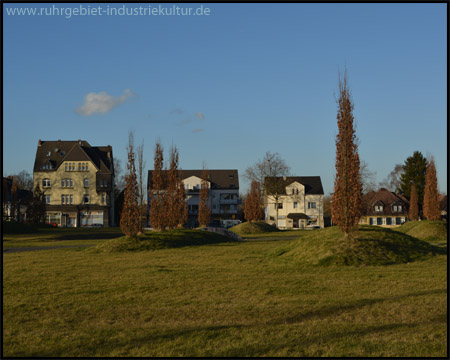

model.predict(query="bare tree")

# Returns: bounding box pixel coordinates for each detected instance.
[331,70,362,237]
[379,164,404,192]
[136,140,146,232]
[360,160,377,193]
[11,170,33,191]
[244,151,290,194]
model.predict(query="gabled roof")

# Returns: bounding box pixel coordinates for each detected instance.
[264,176,324,195]
[148,169,239,190]
[362,188,409,216]
[33,140,113,175]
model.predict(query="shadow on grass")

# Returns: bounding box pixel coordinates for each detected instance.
[272,288,446,326]
[21,293,446,357]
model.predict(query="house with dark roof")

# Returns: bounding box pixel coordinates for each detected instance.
[148,169,239,228]
[2,176,32,222]
[264,176,324,229]
[33,139,115,227]
[360,188,409,226]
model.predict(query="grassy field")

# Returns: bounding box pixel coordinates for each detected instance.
[3,225,447,357]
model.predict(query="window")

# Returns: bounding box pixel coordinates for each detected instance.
[62,178,73,188]
[386,217,392,225]
[42,178,51,188]
[46,151,51,157]
[70,195,73,204]
[101,193,106,204]
[377,217,383,225]
[61,195,65,204]
[292,189,295,195]
[392,205,402,212]
[83,195,89,204]
[84,178,89,188]
[308,202,316,209]
[293,202,298,209]
[277,203,283,209]
[374,205,383,212]
[45,195,51,204]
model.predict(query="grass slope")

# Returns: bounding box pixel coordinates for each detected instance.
[93,229,238,253]
[3,236,446,357]
[273,225,445,266]
[395,220,447,244]
[230,221,279,235]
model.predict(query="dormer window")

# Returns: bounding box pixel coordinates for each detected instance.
[374,205,383,212]
[392,204,402,212]
[46,151,51,157]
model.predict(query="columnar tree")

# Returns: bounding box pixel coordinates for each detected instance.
[400,151,427,209]
[423,158,440,220]
[171,147,188,228]
[166,146,187,229]
[150,140,166,231]
[137,140,146,232]
[120,131,140,238]
[244,180,264,222]
[198,168,210,227]
[331,70,362,237]
[409,184,419,221]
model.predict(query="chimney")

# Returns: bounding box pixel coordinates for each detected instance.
[78,139,82,145]
[107,151,111,159]
[58,139,61,142]
[283,176,287,180]
[38,139,42,146]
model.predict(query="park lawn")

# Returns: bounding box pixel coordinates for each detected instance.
[2,227,123,248]
[3,233,447,357]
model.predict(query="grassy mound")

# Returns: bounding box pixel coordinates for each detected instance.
[395,220,447,243]
[92,229,238,253]
[229,221,279,235]
[272,225,445,266]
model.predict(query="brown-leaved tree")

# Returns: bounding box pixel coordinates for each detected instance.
[244,180,264,222]
[423,158,440,220]
[150,140,166,231]
[198,168,210,227]
[409,183,419,221]
[120,131,140,238]
[331,70,362,237]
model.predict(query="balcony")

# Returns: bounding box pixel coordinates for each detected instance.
[219,199,238,204]
[219,209,237,214]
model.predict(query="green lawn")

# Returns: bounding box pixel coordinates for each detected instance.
[3,227,447,357]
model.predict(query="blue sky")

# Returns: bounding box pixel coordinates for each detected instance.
[3,3,447,195]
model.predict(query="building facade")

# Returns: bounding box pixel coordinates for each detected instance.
[33,139,115,227]
[359,188,409,226]
[264,176,324,229]
[147,169,239,228]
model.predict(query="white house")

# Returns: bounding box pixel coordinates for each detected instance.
[264,176,324,229]
[148,169,239,228]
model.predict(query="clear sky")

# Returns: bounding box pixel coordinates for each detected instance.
[3,3,447,195]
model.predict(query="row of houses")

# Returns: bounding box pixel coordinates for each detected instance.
[7,139,445,229]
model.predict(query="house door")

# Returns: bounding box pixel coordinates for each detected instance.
[293,220,299,228]
[67,217,77,227]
